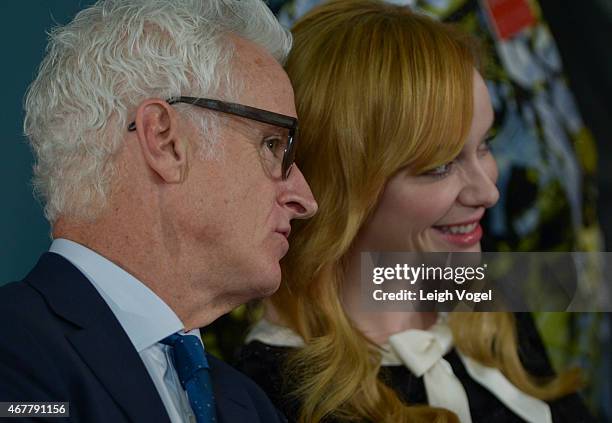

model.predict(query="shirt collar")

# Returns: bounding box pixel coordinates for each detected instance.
[49,238,183,352]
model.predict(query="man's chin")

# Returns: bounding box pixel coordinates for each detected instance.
[250,264,282,300]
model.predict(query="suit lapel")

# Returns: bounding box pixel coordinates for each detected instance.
[26,253,171,423]
[216,395,259,423]
[68,322,171,422]
[208,355,257,423]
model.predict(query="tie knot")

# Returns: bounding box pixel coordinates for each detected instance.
[161,332,217,422]
[161,333,210,387]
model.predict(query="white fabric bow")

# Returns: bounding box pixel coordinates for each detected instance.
[389,322,473,423]
[386,320,552,423]
[247,319,553,423]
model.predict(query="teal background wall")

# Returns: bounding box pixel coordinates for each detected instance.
[0,1,95,285]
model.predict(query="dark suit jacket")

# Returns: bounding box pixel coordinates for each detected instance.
[0,252,286,423]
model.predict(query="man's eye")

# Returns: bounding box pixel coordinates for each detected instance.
[423,162,453,178]
[262,136,285,159]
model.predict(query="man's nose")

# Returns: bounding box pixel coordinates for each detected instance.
[279,165,318,219]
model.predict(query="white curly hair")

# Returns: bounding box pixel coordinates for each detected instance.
[24,0,291,223]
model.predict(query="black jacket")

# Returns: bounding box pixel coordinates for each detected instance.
[0,252,286,423]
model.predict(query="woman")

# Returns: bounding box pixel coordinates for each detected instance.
[237,1,593,422]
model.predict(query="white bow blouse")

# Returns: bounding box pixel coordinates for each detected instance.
[246,318,553,423]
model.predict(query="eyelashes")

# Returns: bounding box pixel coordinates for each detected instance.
[422,162,454,179]
[261,136,285,159]
[419,129,497,180]
[481,129,497,150]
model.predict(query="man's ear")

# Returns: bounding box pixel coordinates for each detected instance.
[132,99,188,183]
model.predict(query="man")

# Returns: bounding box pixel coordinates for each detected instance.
[0,1,317,422]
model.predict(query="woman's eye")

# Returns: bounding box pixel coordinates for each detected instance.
[424,162,453,178]
[479,133,496,154]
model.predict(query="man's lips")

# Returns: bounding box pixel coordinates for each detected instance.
[274,228,291,257]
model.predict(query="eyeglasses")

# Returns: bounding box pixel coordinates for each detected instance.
[128,96,297,180]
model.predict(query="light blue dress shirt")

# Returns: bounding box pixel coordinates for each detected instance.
[50,238,200,423]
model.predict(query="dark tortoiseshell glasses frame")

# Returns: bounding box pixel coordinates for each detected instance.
[128,96,297,180]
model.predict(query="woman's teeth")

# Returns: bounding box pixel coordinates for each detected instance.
[437,222,477,234]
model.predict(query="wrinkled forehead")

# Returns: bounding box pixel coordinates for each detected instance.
[228,35,297,119]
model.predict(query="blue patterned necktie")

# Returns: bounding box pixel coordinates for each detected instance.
[161,333,217,423]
